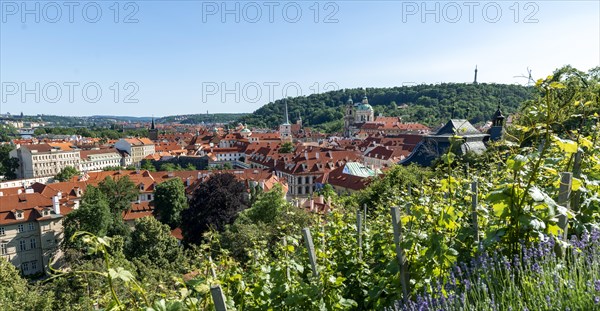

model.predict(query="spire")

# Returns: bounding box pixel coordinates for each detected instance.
[284,99,290,125]
[151,116,155,130]
[474,65,478,84]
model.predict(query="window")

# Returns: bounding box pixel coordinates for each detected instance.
[16,212,23,219]
[21,262,29,273]
[147,194,152,200]
[17,224,24,233]
[28,223,35,231]
[1,243,6,255]
[31,260,37,271]
[30,238,36,249]
[0,227,4,236]
[19,240,26,251]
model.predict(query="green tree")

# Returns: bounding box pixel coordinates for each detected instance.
[181,173,248,245]
[54,166,80,182]
[153,178,188,229]
[126,217,183,268]
[98,176,139,214]
[0,144,18,180]
[279,142,294,153]
[63,186,113,246]
[0,258,52,310]
[140,159,156,172]
[159,162,177,171]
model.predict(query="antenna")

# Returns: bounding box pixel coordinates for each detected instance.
[514,67,534,86]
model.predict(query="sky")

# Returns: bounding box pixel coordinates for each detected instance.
[0,0,599,117]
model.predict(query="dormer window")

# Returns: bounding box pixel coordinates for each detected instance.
[15,212,24,220]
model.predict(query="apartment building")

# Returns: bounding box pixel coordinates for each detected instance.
[0,191,70,275]
[79,148,123,172]
[114,138,156,164]
[10,144,81,179]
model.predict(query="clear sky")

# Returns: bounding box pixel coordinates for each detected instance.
[1,0,599,117]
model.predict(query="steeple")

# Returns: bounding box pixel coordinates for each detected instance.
[283,99,290,125]
[474,65,478,84]
[151,116,155,130]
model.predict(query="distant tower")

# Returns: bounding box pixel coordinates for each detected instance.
[489,105,506,141]
[148,116,158,141]
[296,112,302,127]
[343,95,355,138]
[473,65,478,84]
[279,99,292,142]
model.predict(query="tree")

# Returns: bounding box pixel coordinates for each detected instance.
[0,258,52,310]
[63,186,113,246]
[0,144,18,180]
[279,142,294,153]
[181,173,248,245]
[153,178,188,229]
[126,217,182,268]
[54,166,80,182]
[98,176,139,214]
[159,163,178,171]
[140,159,156,172]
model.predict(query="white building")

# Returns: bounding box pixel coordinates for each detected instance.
[79,149,123,172]
[114,138,155,165]
[10,144,81,179]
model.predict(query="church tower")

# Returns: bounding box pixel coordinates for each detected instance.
[279,100,293,142]
[148,116,159,141]
[343,95,355,138]
[489,105,505,141]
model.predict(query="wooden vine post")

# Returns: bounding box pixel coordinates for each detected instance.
[390,206,409,304]
[210,285,228,311]
[471,181,480,248]
[557,172,573,241]
[302,228,318,277]
[357,209,363,260]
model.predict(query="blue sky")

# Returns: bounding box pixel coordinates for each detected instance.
[1,0,599,117]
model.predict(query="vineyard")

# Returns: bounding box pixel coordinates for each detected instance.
[1,67,599,311]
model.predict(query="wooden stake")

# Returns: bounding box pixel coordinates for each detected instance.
[558,172,573,241]
[210,285,228,311]
[390,206,409,304]
[471,181,480,248]
[572,150,583,212]
[357,209,363,260]
[302,228,318,277]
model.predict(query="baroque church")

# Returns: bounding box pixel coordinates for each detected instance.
[343,94,374,137]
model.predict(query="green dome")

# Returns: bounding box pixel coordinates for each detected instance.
[357,103,373,111]
[241,128,251,133]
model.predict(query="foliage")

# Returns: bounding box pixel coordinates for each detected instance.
[154,178,189,229]
[0,124,17,142]
[279,141,295,153]
[181,173,248,245]
[54,166,80,182]
[0,144,18,180]
[98,176,139,214]
[126,217,184,269]
[389,231,600,310]
[0,258,52,310]
[63,186,113,247]
[239,83,535,128]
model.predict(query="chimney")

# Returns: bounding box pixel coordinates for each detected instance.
[52,196,60,215]
[57,191,62,199]
[0,192,3,196]
[74,200,80,209]
[18,189,22,195]
[315,152,320,159]
[304,151,308,160]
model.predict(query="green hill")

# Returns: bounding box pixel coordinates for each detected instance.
[238,83,536,130]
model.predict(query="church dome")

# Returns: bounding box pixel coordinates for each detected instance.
[357,103,373,111]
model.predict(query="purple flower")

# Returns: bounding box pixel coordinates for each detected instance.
[595,296,600,304]
[595,280,600,292]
